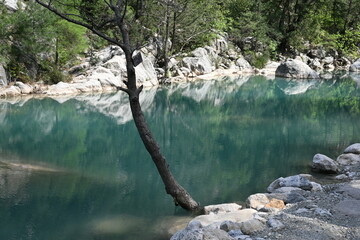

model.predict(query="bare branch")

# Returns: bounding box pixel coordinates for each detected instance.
[35,0,126,49]
[179,28,213,52]
[97,17,116,28]
[116,86,131,95]
[103,0,111,8]
[121,0,128,23]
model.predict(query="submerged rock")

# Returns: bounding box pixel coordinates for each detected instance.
[344,143,360,154]
[275,59,320,79]
[267,175,313,192]
[312,154,339,173]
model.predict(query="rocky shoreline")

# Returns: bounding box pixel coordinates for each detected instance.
[1,36,360,240]
[1,35,360,98]
[170,143,360,240]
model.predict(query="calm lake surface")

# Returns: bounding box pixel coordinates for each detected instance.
[0,74,360,240]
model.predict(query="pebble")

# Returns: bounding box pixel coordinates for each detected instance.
[294,208,311,214]
[314,208,332,218]
[335,174,348,180]
[267,218,285,231]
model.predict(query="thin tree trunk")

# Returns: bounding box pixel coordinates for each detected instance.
[128,95,199,210]
[119,21,199,212]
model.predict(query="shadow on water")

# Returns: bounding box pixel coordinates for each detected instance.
[0,73,360,239]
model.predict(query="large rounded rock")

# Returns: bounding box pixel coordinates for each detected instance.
[312,154,339,173]
[236,57,252,70]
[182,56,213,75]
[88,67,121,88]
[350,59,360,72]
[0,86,21,97]
[189,209,257,227]
[239,219,265,235]
[246,193,269,209]
[192,48,208,58]
[344,143,360,154]
[204,203,242,215]
[45,82,79,95]
[170,221,204,240]
[275,59,320,79]
[14,82,33,94]
[337,154,360,166]
[267,175,313,192]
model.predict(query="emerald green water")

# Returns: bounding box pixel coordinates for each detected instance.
[0,74,359,240]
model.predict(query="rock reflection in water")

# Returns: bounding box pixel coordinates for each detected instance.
[0,73,359,240]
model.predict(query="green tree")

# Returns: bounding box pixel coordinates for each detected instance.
[0,1,87,82]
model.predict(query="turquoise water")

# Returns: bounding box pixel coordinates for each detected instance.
[0,74,359,240]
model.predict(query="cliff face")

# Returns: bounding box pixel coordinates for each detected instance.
[0,64,7,86]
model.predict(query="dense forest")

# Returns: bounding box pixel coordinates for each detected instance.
[0,0,359,83]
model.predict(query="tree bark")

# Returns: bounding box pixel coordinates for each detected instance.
[128,92,199,211]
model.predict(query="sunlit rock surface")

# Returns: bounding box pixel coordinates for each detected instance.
[4,0,18,11]
[276,59,320,79]
[0,64,7,86]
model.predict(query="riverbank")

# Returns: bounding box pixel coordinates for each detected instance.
[170,144,360,240]
[1,34,360,99]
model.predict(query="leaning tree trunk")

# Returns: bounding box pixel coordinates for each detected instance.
[129,94,199,210]
[33,0,199,212]
[119,23,199,211]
